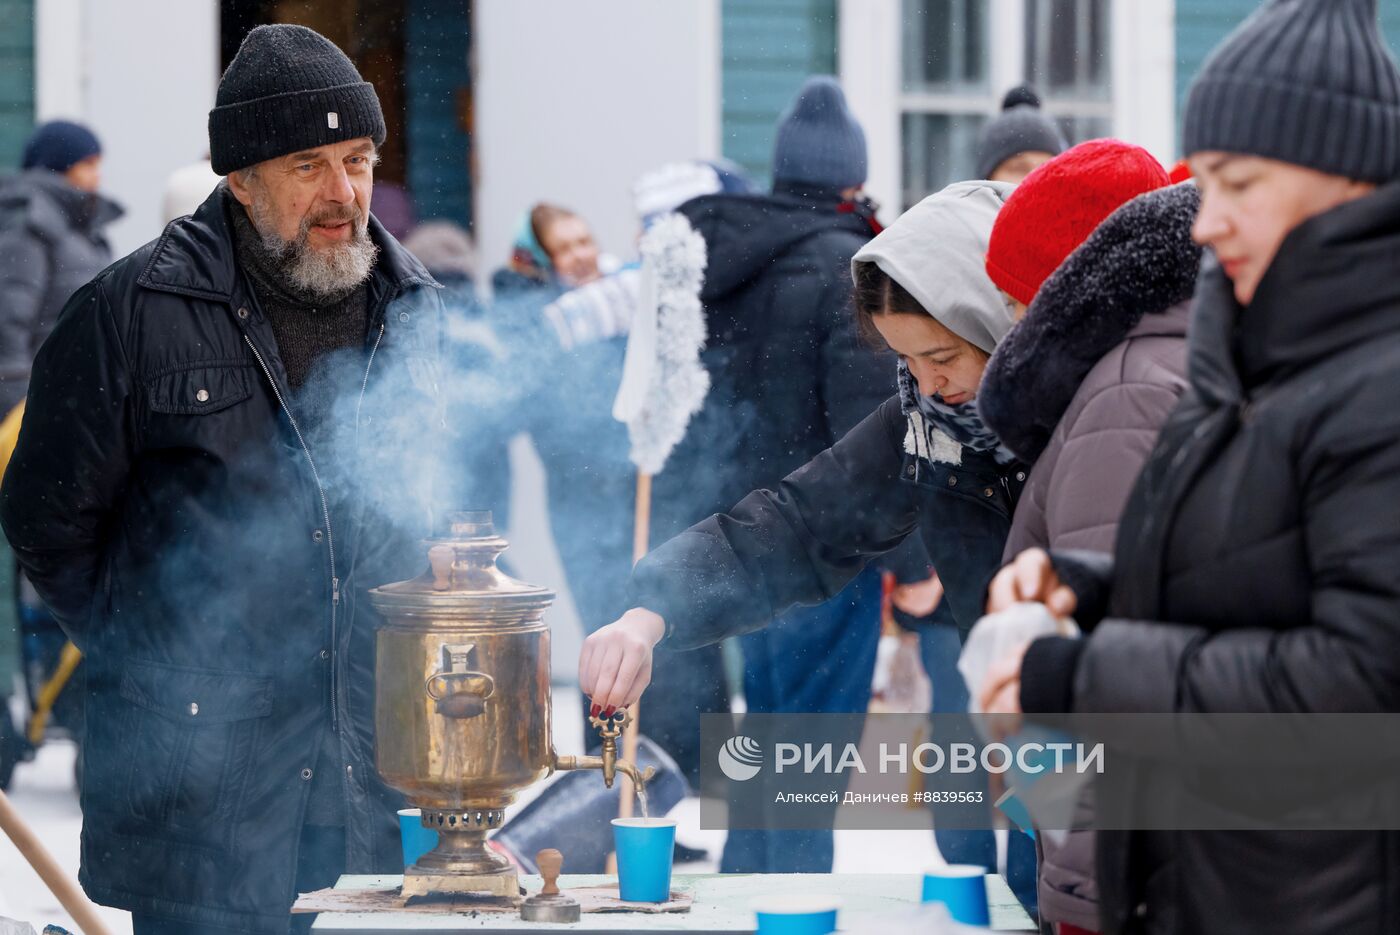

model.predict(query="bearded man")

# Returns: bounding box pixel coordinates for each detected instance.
[0,25,446,934]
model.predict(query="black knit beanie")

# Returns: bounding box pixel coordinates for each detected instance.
[1182,0,1400,182]
[975,86,1068,181]
[22,120,102,173]
[208,24,386,176]
[772,76,868,190]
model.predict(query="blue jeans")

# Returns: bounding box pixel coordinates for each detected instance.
[919,621,1039,920]
[720,566,882,873]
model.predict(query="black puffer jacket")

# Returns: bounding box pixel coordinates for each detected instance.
[0,168,123,411]
[1020,182,1400,934]
[648,184,892,545]
[0,188,445,931]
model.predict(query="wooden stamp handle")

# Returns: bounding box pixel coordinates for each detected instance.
[537,848,563,896]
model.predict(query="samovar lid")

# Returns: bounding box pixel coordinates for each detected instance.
[368,511,555,620]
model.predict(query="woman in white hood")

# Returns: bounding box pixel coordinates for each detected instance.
[579,179,1043,912]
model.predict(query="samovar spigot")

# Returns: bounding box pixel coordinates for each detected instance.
[554,709,655,789]
[593,708,626,787]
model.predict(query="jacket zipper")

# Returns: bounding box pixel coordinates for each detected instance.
[356,323,386,447]
[244,333,343,731]
[336,322,385,732]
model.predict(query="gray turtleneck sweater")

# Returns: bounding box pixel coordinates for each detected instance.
[229,193,369,391]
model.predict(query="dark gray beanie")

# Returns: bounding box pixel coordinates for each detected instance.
[1182,0,1400,182]
[975,86,1068,180]
[209,24,386,176]
[772,76,868,189]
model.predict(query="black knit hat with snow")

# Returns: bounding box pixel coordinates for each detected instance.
[208,24,386,176]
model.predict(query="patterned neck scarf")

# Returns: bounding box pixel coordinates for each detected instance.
[897,360,1017,464]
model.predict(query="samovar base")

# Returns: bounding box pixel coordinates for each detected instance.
[401,806,522,902]
[402,865,522,901]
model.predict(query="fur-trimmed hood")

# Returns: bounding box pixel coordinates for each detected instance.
[979,181,1202,463]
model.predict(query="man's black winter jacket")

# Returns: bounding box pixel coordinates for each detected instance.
[0,188,445,931]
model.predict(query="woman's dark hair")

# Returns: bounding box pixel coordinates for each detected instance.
[852,260,928,346]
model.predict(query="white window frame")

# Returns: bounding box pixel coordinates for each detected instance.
[841,0,1176,214]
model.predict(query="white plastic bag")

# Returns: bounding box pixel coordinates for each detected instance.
[871,633,933,714]
[958,601,1079,714]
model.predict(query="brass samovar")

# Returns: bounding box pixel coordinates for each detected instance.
[370,511,652,900]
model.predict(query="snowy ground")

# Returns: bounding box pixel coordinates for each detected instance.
[1,687,946,932]
[0,740,134,933]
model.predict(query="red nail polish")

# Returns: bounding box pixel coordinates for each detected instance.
[590,704,601,718]
[603,706,615,719]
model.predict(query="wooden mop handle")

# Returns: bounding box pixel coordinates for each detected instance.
[0,789,113,935]
[621,471,652,806]
[631,472,652,565]
[608,472,653,872]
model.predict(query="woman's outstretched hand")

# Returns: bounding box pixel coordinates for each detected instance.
[892,569,945,618]
[579,608,667,716]
[986,548,1078,618]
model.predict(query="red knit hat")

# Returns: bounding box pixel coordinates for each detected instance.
[985,139,1169,306]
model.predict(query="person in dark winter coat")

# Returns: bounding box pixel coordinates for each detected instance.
[579,181,1036,890]
[0,26,447,934]
[0,120,122,412]
[976,86,1069,184]
[0,121,124,743]
[635,76,896,874]
[984,1,1400,932]
[978,181,1201,935]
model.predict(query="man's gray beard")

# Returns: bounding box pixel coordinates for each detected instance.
[246,189,378,300]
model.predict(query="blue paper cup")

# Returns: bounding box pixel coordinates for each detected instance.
[921,864,990,926]
[398,808,439,868]
[753,894,841,934]
[611,817,677,902]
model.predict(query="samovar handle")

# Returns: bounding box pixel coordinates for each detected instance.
[426,642,496,719]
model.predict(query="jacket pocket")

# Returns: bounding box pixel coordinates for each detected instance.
[143,360,254,415]
[119,660,272,848]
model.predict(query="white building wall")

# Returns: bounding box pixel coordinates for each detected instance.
[839,0,902,218]
[1113,0,1177,164]
[36,0,220,256]
[475,0,721,283]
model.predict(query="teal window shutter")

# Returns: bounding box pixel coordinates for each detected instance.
[0,0,34,170]
[721,0,838,188]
